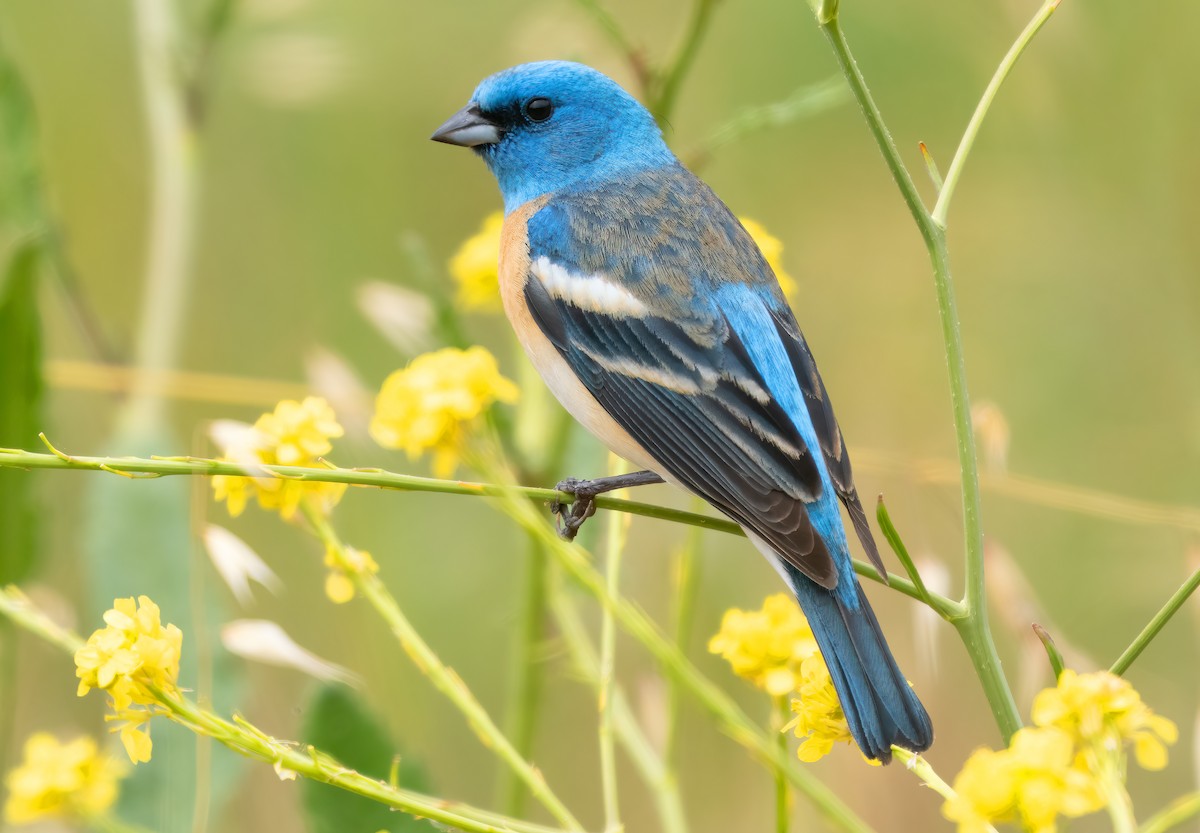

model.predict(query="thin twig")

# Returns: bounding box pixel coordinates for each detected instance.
[931,0,1062,227]
[0,446,964,616]
[303,502,584,831]
[1110,565,1200,676]
[598,456,631,832]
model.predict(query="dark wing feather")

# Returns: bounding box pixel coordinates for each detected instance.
[525,275,839,588]
[770,310,887,580]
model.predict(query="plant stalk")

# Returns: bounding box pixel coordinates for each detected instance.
[303,503,583,831]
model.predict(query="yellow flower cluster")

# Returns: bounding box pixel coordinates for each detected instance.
[74,596,182,763]
[324,544,380,604]
[450,211,504,312]
[212,396,347,519]
[708,594,819,696]
[788,654,857,762]
[370,346,519,477]
[3,734,123,824]
[945,670,1178,833]
[740,217,798,300]
[709,594,860,762]
[1032,669,1178,770]
[946,726,1103,833]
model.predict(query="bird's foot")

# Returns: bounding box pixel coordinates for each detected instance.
[551,477,602,541]
[549,470,665,540]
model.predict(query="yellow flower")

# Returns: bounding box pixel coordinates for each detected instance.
[74,596,183,763]
[740,217,798,300]
[3,733,123,824]
[944,727,1103,833]
[450,211,504,312]
[708,594,818,696]
[369,346,519,477]
[710,595,865,762]
[789,654,856,762]
[211,396,347,519]
[1032,669,1178,770]
[323,544,379,604]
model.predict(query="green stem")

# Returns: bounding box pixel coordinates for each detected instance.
[817,7,1021,741]
[303,503,583,832]
[598,458,630,833]
[125,0,198,431]
[0,585,83,652]
[890,748,999,833]
[158,694,584,833]
[930,0,1062,227]
[484,470,875,833]
[499,535,548,817]
[952,612,1021,740]
[651,0,718,125]
[664,511,703,776]
[1139,792,1200,833]
[0,587,580,833]
[549,581,687,833]
[772,697,790,833]
[818,16,930,231]
[1110,564,1200,676]
[1096,752,1138,833]
[0,447,961,615]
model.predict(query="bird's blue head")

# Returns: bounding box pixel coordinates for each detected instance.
[432,61,676,212]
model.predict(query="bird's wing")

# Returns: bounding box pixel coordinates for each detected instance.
[523,259,839,587]
[519,171,896,587]
[771,312,887,579]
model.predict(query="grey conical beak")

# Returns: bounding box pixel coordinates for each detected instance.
[431,103,502,147]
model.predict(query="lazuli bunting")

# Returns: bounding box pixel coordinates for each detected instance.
[433,60,932,761]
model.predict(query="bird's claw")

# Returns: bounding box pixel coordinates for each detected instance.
[551,477,601,541]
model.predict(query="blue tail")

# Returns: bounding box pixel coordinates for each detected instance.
[787,564,933,762]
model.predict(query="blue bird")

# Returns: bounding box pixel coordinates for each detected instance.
[432,60,933,762]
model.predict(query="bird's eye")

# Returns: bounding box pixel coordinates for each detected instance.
[523,97,554,123]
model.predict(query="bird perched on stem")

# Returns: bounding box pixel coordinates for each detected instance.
[432,60,932,762]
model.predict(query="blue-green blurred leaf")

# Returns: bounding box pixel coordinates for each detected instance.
[0,239,42,584]
[84,420,245,832]
[301,684,433,833]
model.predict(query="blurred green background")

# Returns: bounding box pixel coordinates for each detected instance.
[2,0,1198,831]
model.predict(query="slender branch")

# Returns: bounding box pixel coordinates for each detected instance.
[499,535,548,817]
[931,0,1062,227]
[650,0,718,125]
[772,697,790,833]
[664,509,704,783]
[598,457,630,832]
[570,0,649,95]
[890,749,999,833]
[1140,793,1200,833]
[304,503,583,831]
[816,4,1022,741]
[159,693,586,833]
[0,585,583,833]
[1110,565,1200,676]
[482,467,876,833]
[125,0,198,430]
[549,581,687,833]
[0,446,962,614]
[818,16,931,237]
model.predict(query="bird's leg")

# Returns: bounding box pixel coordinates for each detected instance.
[551,470,665,540]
